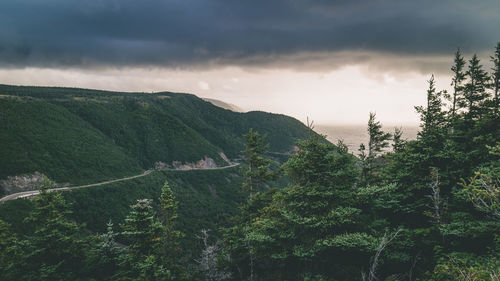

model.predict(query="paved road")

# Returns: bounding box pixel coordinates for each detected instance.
[0,163,239,203]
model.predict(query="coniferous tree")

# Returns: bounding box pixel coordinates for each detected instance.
[159,181,179,230]
[360,112,391,185]
[241,128,275,195]
[415,75,446,142]
[0,219,16,279]
[90,221,123,280]
[158,181,185,279]
[20,177,87,281]
[449,49,467,122]
[241,135,376,280]
[121,199,163,255]
[464,54,491,120]
[119,199,169,280]
[358,143,367,161]
[392,127,405,153]
[491,42,500,115]
[367,112,392,158]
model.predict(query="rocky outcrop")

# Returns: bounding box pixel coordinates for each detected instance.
[171,157,219,170]
[0,172,54,195]
[155,156,222,171]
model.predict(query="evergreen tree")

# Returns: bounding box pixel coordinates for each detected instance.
[415,75,446,142]
[367,112,392,158]
[122,199,163,255]
[159,181,179,230]
[242,136,375,280]
[358,143,367,161]
[158,181,185,279]
[449,49,467,122]
[89,221,123,280]
[0,219,16,279]
[118,199,170,280]
[464,54,491,120]
[20,177,87,281]
[359,113,391,185]
[392,127,405,153]
[241,129,275,195]
[491,42,500,115]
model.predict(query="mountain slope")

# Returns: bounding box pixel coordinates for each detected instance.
[0,84,310,193]
[0,97,142,186]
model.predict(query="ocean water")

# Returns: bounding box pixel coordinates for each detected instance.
[315,124,420,152]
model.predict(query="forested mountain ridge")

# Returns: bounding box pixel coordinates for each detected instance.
[0,84,310,195]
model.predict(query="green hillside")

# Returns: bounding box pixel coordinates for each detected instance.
[0,167,245,256]
[0,84,309,195]
[0,97,142,186]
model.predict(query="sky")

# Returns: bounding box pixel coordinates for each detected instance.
[1,0,499,125]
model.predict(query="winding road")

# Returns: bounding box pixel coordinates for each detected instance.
[0,163,239,204]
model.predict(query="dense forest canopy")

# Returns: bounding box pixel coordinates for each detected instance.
[0,44,499,280]
[0,85,310,196]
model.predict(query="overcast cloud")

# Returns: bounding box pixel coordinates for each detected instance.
[1,0,499,125]
[1,0,499,70]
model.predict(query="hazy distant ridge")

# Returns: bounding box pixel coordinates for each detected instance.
[203,98,244,112]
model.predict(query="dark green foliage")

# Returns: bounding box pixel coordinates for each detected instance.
[359,112,391,186]
[0,97,142,185]
[159,181,179,229]
[375,50,499,280]
[87,221,123,280]
[286,135,359,187]
[367,112,392,158]
[448,49,467,121]
[121,199,164,256]
[392,126,406,153]
[464,54,491,120]
[0,179,89,281]
[0,84,310,193]
[492,42,500,115]
[415,75,447,142]
[158,181,185,279]
[0,219,16,278]
[241,129,276,195]
[224,46,500,280]
[59,169,245,248]
[117,199,171,280]
[430,252,500,280]
[226,136,379,280]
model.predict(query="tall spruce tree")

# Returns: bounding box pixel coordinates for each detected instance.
[449,49,467,122]
[392,126,405,153]
[359,112,391,185]
[241,129,274,195]
[159,181,179,230]
[158,181,185,279]
[90,221,122,280]
[367,112,392,158]
[20,178,87,281]
[415,75,446,141]
[121,199,163,255]
[491,42,500,115]
[464,54,491,120]
[119,199,169,280]
[0,220,17,280]
[243,135,374,280]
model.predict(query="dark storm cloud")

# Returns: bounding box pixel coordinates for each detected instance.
[0,0,499,69]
